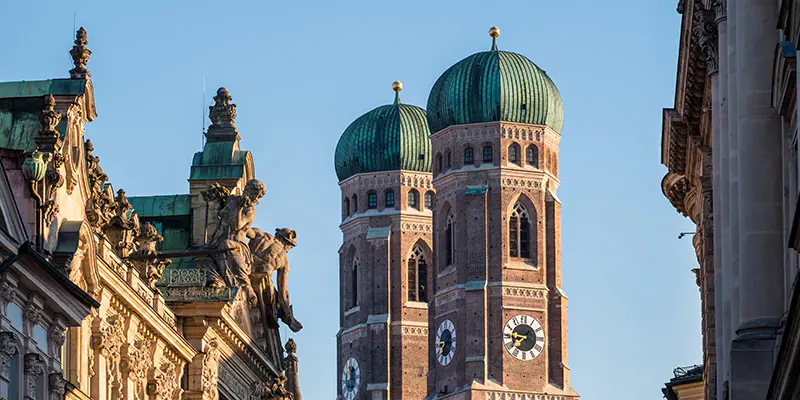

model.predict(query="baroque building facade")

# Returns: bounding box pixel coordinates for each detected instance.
[0,28,304,399]
[660,0,800,398]
[334,28,579,400]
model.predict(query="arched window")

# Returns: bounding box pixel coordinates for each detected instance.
[408,245,428,302]
[367,192,377,209]
[436,153,443,174]
[424,192,434,210]
[349,258,359,309]
[527,145,539,168]
[408,189,419,210]
[385,190,395,208]
[464,147,474,165]
[509,202,532,259]
[445,214,455,266]
[352,194,358,213]
[509,144,520,165]
[482,146,493,163]
[344,197,350,217]
[445,151,452,170]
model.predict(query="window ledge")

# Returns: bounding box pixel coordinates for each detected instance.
[344,305,360,316]
[438,265,457,278]
[505,259,538,271]
[404,301,429,309]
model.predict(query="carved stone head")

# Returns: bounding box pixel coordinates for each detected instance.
[275,228,297,248]
[242,179,266,205]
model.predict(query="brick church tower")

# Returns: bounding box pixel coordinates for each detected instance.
[424,27,578,399]
[334,82,435,400]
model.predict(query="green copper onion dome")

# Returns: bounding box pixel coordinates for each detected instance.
[334,82,432,182]
[426,26,564,134]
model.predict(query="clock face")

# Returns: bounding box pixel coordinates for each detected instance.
[436,319,456,366]
[503,314,544,361]
[341,357,360,399]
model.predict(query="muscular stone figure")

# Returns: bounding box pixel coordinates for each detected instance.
[206,179,266,305]
[249,228,303,332]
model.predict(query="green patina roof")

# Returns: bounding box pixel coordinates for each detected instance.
[0,79,87,152]
[129,195,192,252]
[0,79,87,99]
[334,96,431,181]
[426,50,563,134]
[129,194,191,218]
[190,141,251,181]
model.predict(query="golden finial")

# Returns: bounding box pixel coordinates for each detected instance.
[392,80,403,104]
[489,26,500,51]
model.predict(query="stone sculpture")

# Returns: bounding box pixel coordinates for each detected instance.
[250,228,303,332]
[206,179,266,306]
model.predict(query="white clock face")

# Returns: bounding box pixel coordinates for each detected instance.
[503,314,544,361]
[436,319,456,366]
[341,357,360,399]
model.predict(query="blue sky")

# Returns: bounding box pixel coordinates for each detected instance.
[0,0,699,398]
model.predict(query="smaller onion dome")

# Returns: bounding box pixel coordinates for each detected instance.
[334,82,432,182]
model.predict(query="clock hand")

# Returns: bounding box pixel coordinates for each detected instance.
[511,332,528,347]
[436,341,445,354]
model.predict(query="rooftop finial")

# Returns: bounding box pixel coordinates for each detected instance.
[209,87,237,128]
[69,27,92,79]
[489,26,500,51]
[205,87,241,142]
[392,80,403,104]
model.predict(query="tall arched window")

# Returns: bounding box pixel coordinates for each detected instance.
[424,192,434,210]
[482,145,493,163]
[445,214,455,266]
[349,258,359,309]
[509,144,520,165]
[352,194,358,213]
[509,202,532,259]
[344,197,350,217]
[367,192,377,209]
[464,147,474,165]
[408,189,419,210]
[445,151,452,170]
[385,190,395,208]
[408,245,428,302]
[527,145,539,168]
[436,153,443,174]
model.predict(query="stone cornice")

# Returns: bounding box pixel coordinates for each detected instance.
[211,312,280,378]
[662,172,690,216]
[95,257,196,361]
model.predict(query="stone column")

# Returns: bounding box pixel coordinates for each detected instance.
[712,2,728,398]
[723,0,737,394]
[731,0,784,398]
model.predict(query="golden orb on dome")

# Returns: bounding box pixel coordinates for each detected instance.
[489,26,500,38]
[392,80,403,92]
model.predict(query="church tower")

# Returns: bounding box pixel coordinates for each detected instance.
[424,27,578,399]
[334,82,435,400]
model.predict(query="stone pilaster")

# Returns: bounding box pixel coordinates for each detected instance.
[24,353,46,400]
[730,0,784,398]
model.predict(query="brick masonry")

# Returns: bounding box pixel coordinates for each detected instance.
[336,122,576,399]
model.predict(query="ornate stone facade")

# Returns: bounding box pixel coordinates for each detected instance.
[661,0,800,398]
[0,28,305,400]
